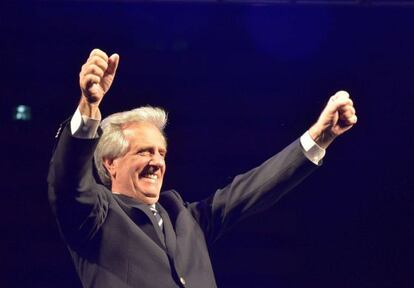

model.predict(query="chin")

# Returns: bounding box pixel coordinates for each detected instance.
[141,191,160,203]
[143,196,159,205]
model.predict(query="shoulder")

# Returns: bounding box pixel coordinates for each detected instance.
[160,189,186,204]
[159,189,191,211]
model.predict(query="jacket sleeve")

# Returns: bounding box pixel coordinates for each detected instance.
[188,139,319,245]
[48,121,110,246]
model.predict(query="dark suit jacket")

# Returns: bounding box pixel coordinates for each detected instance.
[48,122,317,288]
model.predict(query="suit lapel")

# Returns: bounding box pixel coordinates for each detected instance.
[114,194,166,249]
[157,203,177,258]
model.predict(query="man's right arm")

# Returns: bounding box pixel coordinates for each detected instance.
[48,120,106,244]
[48,49,119,244]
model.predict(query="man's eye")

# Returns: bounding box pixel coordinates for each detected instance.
[137,151,150,156]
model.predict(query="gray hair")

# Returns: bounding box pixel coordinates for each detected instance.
[94,106,168,187]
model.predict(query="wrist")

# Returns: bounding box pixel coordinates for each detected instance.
[308,124,336,149]
[78,96,102,120]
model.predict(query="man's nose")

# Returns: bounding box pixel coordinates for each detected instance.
[148,153,165,167]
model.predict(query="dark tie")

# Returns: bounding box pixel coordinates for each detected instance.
[150,206,163,231]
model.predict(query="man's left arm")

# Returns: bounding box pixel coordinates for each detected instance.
[190,91,357,244]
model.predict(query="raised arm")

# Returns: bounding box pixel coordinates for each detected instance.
[191,91,357,244]
[48,49,119,243]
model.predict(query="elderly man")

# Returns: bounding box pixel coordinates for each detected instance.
[48,49,357,288]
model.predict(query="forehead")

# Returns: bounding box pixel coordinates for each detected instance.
[123,122,166,148]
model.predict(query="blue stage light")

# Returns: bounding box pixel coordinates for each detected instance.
[14,105,32,121]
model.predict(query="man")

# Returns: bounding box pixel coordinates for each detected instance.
[48,49,357,288]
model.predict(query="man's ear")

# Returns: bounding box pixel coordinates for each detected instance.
[103,158,117,179]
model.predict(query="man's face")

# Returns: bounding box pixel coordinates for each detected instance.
[104,122,167,205]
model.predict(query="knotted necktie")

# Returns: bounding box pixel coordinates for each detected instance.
[150,206,163,231]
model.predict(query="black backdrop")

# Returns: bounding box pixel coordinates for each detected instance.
[1,1,414,287]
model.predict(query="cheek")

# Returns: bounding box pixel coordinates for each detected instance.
[115,159,138,176]
[129,159,147,173]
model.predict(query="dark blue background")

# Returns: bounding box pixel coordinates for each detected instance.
[1,1,413,287]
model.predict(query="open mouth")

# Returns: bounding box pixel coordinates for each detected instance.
[139,168,159,183]
[142,173,158,180]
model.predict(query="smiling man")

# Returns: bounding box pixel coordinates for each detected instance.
[99,121,167,204]
[48,49,357,288]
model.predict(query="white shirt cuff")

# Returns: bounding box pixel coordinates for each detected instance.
[300,131,326,165]
[70,107,100,139]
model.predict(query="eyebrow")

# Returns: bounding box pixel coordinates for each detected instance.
[136,146,167,153]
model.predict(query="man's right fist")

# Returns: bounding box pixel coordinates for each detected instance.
[79,49,119,106]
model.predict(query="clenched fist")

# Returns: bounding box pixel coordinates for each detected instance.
[78,49,119,118]
[309,91,357,149]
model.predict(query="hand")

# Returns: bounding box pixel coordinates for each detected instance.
[78,49,119,117]
[309,91,357,149]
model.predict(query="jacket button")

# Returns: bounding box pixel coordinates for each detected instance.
[179,276,186,285]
